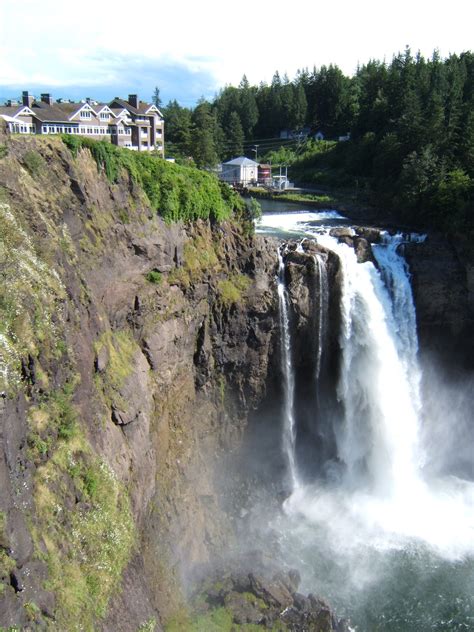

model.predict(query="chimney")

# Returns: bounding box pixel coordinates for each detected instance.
[128,94,139,109]
[41,93,53,106]
[22,91,34,107]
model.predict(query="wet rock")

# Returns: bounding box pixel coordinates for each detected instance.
[224,591,265,625]
[248,572,293,609]
[195,565,349,631]
[353,236,377,265]
[329,227,355,239]
[355,226,382,243]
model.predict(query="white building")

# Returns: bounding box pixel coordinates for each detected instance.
[220,157,259,186]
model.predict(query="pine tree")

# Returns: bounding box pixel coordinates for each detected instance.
[225,111,244,159]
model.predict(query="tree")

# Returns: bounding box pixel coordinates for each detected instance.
[225,111,244,159]
[190,100,219,168]
[162,100,192,157]
[152,86,162,109]
[238,75,259,138]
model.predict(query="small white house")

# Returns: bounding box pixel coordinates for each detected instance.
[220,157,259,186]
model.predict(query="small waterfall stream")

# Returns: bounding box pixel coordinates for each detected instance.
[277,246,299,490]
[314,253,328,386]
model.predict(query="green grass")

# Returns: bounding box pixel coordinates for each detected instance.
[27,377,80,464]
[61,135,241,223]
[0,200,67,393]
[165,606,288,631]
[217,273,251,308]
[33,431,135,631]
[22,150,45,176]
[168,233,221,288]
[94,330,138,409]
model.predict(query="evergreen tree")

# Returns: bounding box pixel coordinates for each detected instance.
[152,86,162,109]
[225,111,245,159]
[190,100,219,168]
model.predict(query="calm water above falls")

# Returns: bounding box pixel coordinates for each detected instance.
[256,208,474,631]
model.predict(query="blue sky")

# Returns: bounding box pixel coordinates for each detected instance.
[1,0,472,107]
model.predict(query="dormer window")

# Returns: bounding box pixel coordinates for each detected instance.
[80,110,92,119]
[100,112,109,120]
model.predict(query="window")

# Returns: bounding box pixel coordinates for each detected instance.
[80,110,92,119]
[100,112,109,120]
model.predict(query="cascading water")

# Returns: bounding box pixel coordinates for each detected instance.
[277,246,299,490]
[313,253,328,387]
[257,209,474,631]
[315,231,424,499]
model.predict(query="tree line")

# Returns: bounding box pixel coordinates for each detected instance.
[159,48,473,235]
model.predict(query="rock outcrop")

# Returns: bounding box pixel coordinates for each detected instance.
[0,134,281,630]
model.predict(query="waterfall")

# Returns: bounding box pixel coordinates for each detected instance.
[372,234,422,417]
[284,230,474,558]
[317,232,423,497]
[313,254,329,387]
[277,247,299,489]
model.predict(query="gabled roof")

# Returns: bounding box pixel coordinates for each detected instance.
[223,157,259,166]
[109,97,162,118]
[96,104,114,114]
[143,104,164,117]
[67,102,98,120]
[109,97,140,115]
[0,105,34,118]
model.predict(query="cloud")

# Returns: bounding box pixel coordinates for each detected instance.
[1,0,472,105]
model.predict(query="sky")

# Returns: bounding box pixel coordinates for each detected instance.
[1,0,472,106]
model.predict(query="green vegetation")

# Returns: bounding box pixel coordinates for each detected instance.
[165,606,287,631]
[164,49,473,240]
[61,135,240,223]
[22,150,45,176]
[0,145,8,159]
[32,429,135,631]
[94,330,138,411]
[217,273,251,308]
[0,201,66,393]
[27,378,79,463]
[137,618,158,632]
[145,269,163,284]
[168,233,221,288]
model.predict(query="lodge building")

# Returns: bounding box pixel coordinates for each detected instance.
[0,92,164,155]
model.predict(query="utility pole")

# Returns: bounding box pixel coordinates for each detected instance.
[252,145,259,161]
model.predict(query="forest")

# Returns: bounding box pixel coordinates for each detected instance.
[161,48,473,236]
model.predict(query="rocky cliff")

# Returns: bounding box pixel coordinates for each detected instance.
[0,130,281,630]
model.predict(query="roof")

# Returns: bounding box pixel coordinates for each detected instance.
[28,103,74,122]
[223,157,259,167]
[0,105,32,117]
[109,97,163,118]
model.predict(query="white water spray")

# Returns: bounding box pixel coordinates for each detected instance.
[313,254,329,386]
[277,247,299,490]
[283,229,474,560]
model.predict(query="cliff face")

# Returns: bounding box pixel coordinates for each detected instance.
[0,131,279,630]
[405,236,474,369]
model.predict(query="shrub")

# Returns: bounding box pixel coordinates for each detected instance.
[145,270,163,284]
[61,135,237,223]
[23,150,44,176]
